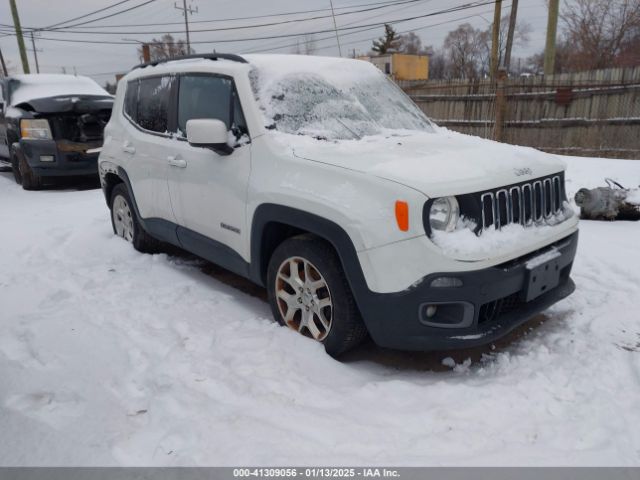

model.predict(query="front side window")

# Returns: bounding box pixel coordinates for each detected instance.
[178,75,232,135]
[177,74,248,139]
[136,76,172,133]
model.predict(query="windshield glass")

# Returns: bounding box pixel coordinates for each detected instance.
[247,55,434,140]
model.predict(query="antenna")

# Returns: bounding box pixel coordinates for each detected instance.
[328,0,342,57]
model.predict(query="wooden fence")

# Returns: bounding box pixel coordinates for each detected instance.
[400,67,640,159]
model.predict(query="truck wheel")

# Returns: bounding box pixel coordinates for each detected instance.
[10,152,22,185]
[267,234,368,357]
[110,183,160,253]
[18,152,42,190]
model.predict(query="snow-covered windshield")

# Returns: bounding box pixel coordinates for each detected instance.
[245,54,434,140]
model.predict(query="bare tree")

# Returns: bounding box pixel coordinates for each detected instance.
[138,34,194,62]
[443,23,490,79]
[292,34,318,55]
[303,34,318,55]
[372,24,401,54]
[559,0,640,70]
[397,32,424,54]
[485,14,532,73]
[428,50,449,79]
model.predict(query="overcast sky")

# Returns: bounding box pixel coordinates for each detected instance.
[0,0,551,85]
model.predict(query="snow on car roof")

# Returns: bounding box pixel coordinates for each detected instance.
[9,74,111,106]
[243,54,381,90]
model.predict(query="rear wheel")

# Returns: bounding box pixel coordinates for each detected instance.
[110,183,159,253]
[267,235,368,357]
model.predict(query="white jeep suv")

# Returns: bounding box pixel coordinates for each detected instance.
[99,53,579,357]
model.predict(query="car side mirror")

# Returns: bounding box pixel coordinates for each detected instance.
[186,118,232,155]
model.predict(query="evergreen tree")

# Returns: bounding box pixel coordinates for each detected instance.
[372,24,401,54]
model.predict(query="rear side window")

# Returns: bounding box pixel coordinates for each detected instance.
[137,76,172,133]
[124,81,137,120]
[124,76,173,133]
[177,75,233,135]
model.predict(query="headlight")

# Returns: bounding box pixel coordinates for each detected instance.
[429,196,460,233]
[20,119,52,140]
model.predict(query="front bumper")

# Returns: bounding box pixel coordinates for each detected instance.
[357,231,578,351]
[18,139,100,177]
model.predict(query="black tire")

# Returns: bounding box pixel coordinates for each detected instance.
[109,183,160,254]
[18,151,41,190]
[267,234,368,357]
[11,152,22,184]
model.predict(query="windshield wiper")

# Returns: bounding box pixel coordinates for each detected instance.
[336,118,362,140]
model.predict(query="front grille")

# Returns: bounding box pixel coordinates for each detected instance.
[459,172,566,233]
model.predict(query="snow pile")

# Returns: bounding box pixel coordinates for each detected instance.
[0,154,640,466]
[9,74,111,106]
[625,189,640,205]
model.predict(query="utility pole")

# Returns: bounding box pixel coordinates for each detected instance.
[544,0,560,76]
[142,43,150,63]
[490,0,502,80]
[8,0,30,74]
[504,0,518,73]
[174,0,198,53]
[29,31,41,74]
[0,46,8,77]
[328,0,343,57]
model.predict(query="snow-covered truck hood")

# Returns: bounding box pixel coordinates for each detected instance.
[290,129,566,198]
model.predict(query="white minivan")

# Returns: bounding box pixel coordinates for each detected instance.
[98,53,579,357]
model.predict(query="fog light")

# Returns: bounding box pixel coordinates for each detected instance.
[430,276,463,288]
[424,305,438,318]
[40,155,54,162]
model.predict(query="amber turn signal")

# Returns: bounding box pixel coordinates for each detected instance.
[395,201,409,231]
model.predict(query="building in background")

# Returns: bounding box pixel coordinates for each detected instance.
[359,53,429,81]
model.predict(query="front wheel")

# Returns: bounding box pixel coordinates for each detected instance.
[267,235,368,357]
[11,152,22,184]
[18,151,41,190]
[110,183,159,253]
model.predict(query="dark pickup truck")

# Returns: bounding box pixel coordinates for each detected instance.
[0,74,113,189]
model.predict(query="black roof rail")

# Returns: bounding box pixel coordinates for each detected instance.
[131,53,248,71]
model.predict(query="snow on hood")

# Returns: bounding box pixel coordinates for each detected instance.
[245,54,564,195]
[270,128,566,197]
[9,74,111,107]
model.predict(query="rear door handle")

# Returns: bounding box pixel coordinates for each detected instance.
[168,155,187,168]
[122,142,136,154]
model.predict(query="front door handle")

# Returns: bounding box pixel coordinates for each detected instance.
[168,155,187,168]
[122,141,136,154]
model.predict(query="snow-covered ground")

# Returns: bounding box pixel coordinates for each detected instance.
[0,155,639,466]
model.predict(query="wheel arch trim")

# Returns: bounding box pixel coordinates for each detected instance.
[249,204,370,305]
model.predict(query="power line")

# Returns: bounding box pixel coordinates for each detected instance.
[20,0,419,30]
[247,0,435,57]
[43,0,136,29]
[246,4,505,55]
[0,2,496,45]
[44,0,158,31]
[8,0,431,36]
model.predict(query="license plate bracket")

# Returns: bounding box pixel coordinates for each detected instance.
[524,257,562,302]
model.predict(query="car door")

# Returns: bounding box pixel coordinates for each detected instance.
[120,75,177,223]
[166,73,251,259]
